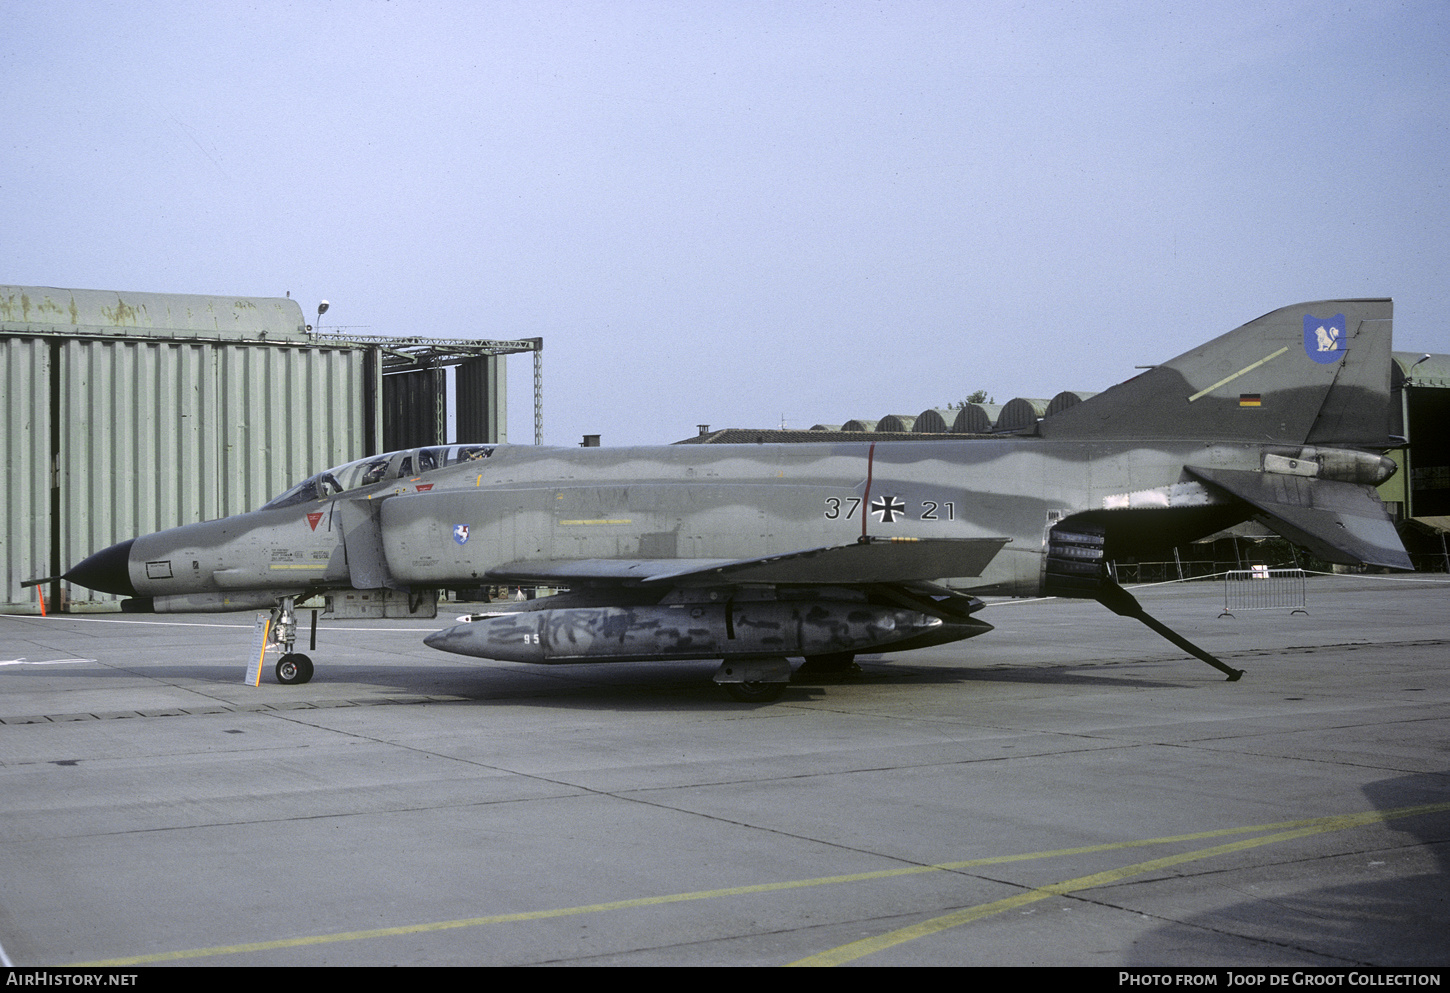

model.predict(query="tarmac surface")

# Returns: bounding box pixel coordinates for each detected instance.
[0,574,1446,967]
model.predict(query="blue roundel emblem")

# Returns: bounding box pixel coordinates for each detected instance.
[1304,313,1346,364]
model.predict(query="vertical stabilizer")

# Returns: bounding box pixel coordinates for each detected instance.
[1039,299,1393,445]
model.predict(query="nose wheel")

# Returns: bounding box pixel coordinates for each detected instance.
[276,653,314,685]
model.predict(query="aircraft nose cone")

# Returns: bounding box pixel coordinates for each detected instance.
[64,539,137,596]
[423,624,471,655]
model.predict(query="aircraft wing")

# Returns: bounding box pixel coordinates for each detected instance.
[485,536,1010,587]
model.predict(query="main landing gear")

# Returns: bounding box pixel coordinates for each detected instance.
[722,679,789,703]
[269,596,315,685]
[713,657,793,703]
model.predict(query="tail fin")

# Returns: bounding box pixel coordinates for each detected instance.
[1039,299,1393,446]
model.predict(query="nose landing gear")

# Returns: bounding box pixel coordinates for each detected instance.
[269,596,315,684]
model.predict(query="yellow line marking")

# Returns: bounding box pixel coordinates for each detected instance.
[72,801,1450,966]
[1186,346,1289,402]
[557,519,632,525]
[789,801,1450,967]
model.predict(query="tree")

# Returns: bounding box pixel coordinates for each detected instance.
[948,389,994,408]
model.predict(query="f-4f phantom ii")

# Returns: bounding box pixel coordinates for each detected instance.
[60,299,1411,701]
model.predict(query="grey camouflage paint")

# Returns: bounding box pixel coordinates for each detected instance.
[62,299,1411,672]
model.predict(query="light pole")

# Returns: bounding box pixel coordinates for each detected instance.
[1401,353,1431,520]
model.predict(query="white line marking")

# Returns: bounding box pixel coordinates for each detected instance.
[0,658,94,666]
[1186,346,1289,402]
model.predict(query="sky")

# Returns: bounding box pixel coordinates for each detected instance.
[3,0,1447,447]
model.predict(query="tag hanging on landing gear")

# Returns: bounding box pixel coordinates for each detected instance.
[244,614,271,687]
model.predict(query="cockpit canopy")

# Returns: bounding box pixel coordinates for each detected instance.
[261,444,497,510]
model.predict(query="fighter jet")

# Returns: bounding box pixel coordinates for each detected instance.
[59,299,1410,700]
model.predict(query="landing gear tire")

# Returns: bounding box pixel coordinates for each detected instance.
[276,653,314,685]
[723,680,788,703]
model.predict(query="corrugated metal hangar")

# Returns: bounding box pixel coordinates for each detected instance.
[1,285,540,611]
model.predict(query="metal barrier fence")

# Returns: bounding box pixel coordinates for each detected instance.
[1219,567,1309,617]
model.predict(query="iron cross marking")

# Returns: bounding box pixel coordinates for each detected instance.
[870,495,906,523]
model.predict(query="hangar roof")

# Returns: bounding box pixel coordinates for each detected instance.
[0,285,307,341]
[0,284,542,374]
[1393,351,1450,389]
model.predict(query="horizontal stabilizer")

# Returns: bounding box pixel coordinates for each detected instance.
[1189,467,1411,570]
[488,536,1009,587]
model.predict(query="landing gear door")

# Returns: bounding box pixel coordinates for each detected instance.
[337,499,401,590]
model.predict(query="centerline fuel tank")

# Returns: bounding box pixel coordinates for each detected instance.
[424,600,990,664]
